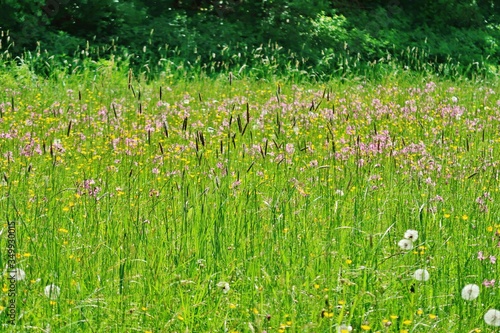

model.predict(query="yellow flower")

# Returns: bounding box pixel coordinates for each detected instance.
[361,325,370,331]
[429,314,437,319]
[462,214,468,220]
[403,319,412,325]
[323,311,334,318]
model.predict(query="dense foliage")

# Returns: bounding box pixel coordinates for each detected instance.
[0,0,499,77]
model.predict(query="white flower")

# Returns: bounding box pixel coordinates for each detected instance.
[484,309,500,326]
[216,281,230,293]
[461,284,480,301]
[451,96,458,103]
[337,324,353,333]
[10,268,26,281]
[398,239,414,250]
[404,229,419,241]
[44,284,61,300]
[413,269,430,281]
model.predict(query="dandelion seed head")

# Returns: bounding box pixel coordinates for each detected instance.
[404,229,419,241]
[216,281,230,293]
[337,324,352,333]
[413,268,430,281]
[461,284,480,301]
[484,309,500,326]
[44,284,61,300]
[398,239,414,250]
[9,268,26,281]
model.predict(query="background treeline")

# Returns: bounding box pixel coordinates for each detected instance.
[0,0,499,78]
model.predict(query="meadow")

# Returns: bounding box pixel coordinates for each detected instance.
[1,63,500,332]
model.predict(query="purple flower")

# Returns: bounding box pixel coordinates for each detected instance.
[483,279,495,288]
[478,251,486,261]
[490,255,497,264]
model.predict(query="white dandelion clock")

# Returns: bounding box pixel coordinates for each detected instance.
[398,239,414,250]
[216,281,230,294]
[484,309,500,326]
[44,284,61,300]
[10,268,26,281]
[337,324,353,333]
[461,284,480,301]
[413,269,430,281]
[404,229,419,241]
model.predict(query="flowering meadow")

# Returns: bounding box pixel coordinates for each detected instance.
[1,68,500,332]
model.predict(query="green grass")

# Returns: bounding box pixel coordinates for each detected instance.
[0,65,499,332]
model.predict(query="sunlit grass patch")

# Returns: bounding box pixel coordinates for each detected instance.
[0,68,499,332]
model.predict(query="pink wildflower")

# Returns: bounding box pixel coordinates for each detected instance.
[483,279,495,287]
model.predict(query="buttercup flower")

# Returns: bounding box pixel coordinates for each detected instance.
[484,309,500,326]
[404,229,418,241]
[413,269,430,281]
[398,239,414,250]
[461,284,480,301]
